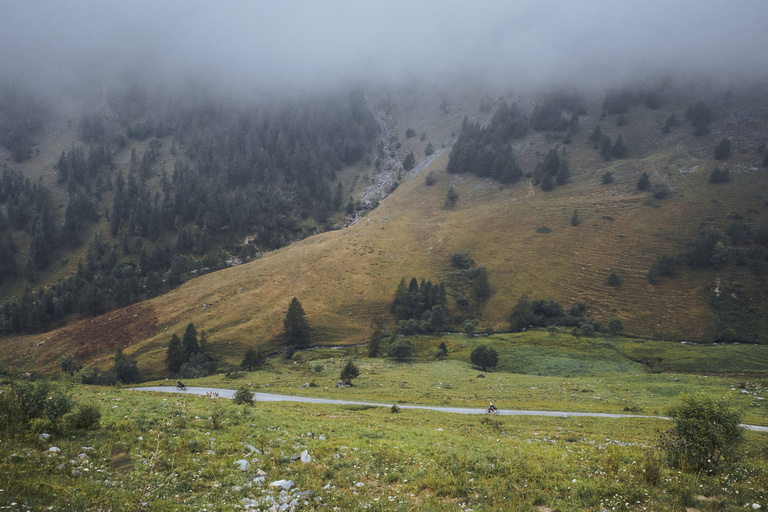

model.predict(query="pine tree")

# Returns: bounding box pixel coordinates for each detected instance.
[339,360,360,385]
[165,333,185,374]
[402,151,416,171]
[284,297,311,348]
[182,323,199,360]
[241,347,264,371]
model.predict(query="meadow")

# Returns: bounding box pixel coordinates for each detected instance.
[3,332,767,511]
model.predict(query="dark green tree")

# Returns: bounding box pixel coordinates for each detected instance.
[339,360,360,385]
[387,336,414,361]
[284,297,311,348]
[470,345,498,372]
[112,348,141,384]
[444,186,458,209]
[424,142,434,156]
[437,341,448,359]
[510,293,533,331]
[182,323,199,360]
[713,138,732,160]
[570,210,580,227]
[233,386,254,405]
[165,333,185,374]
[637,172,651,190]
[402,151,416,171]
[602,171,614,184]
[709,167,730,184]
[599,136,613,159]
[608,318,623,334]
[241,347,264,371]
[612,135,628,158]
[607,271,621,287]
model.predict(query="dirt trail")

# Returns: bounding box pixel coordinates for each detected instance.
[129,386,768,432]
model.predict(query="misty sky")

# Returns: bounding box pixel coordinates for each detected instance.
[2,0,768,97]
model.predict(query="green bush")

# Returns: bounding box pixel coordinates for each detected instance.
[64,403,102,431]
[662,393,743,473]
[0,379,72,436]
[233,386,254,406]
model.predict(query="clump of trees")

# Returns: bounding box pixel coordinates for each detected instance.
[446,102,525,184]
[509,294,603,335]
[685,102,712,136]
[392,277,448,335]
[448,254,491,325]
[165,322,217,378]
[530,90,584,132]
[534,148,569,190]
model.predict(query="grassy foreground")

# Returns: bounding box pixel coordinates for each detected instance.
[3,332,768,511]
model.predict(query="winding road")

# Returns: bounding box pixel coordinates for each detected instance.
[129,386,768,432]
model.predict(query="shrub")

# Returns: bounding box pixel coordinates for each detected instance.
[64,403,102,431]
[607,272,621,287]
[450,253,475,269]
[0,379,72,436]
[709,167,730,184]
[387,336,414,361]
[233,386,254,406]
[424,170,437,185]
[444,186,458,209]
[651,183,672,199]
[602,171,614,184]
[663,393,743,473]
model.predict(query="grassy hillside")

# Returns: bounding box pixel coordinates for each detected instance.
[2,82,768,376]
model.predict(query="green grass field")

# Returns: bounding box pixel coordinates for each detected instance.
[3,336,767,511]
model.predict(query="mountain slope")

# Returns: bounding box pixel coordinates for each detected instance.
[4,82,768,376]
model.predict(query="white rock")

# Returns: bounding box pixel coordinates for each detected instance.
[48,447,61,454]
[300,450,311,463]
[235,459,251,471]
[269,479,295,491]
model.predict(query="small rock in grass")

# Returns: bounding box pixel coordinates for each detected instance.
[269,479,295,491]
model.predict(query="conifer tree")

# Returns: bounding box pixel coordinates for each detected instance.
[284,297,311,348]
[182,322,199,359]
[165,333,185,374]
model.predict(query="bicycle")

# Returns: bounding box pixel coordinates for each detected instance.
[176,383,187,391]
[486,406,500,415]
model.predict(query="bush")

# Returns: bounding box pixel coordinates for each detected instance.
[233,386,254,406]
[709,167,730,184]
[0,379,73,436]
[387,336,414,361]
[651,183,672,199]
[602,171,614,184]
[663,394,743,473]
[64,403,102,431]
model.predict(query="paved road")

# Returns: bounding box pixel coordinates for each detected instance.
[130,386,768,432]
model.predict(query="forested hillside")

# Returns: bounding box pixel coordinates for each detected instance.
[0,84,379,334]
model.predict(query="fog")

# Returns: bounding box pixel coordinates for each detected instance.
[2,0,768,99]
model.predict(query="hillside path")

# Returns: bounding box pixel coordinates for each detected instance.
[130,386,768,433]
